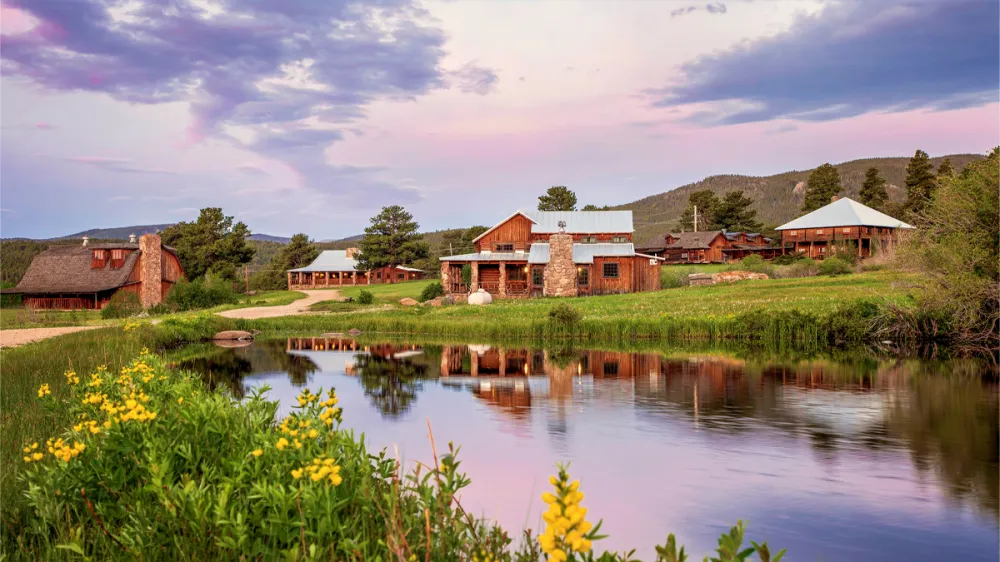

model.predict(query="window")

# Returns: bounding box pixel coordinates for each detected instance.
[602,262,619,278]
[91,250,107,269]
[611,235,627,243]
[790,230,798,237]
[680,253,688,259]
[494,243,514,252]
[109,248,127,269]
[842,228,851,234]
[531,268,544,286]
[815,229,824,235]
[580,236,597,244]
[577,267,589,286]
[602,362,619,377]
[377,272,382,279]
[819,246,826,253]
[397,273,405,280]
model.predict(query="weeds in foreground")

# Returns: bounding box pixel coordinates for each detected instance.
[7,350,785,561]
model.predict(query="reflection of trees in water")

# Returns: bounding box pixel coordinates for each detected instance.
[256,341,319,386]
[355,354,430,418]
[178,351,253,399]
[175,340,321,397]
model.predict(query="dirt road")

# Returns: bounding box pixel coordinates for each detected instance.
[0,326,103,349]
[217,290,342,320]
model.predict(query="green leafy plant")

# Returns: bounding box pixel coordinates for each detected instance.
[100,291,142,319]
[548,303,582,326]
[818,256,853,276]
[165,276,240,310]
[357,289,375,305]
[419,281,444,302]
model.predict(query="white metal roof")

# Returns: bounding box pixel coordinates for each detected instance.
[471,210,634,243]
[289,250,359,272]
[776,198,914,231]
[438,251,528,262]
[527,243,638,264]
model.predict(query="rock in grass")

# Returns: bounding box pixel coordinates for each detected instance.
[347,328,363,336]
[212,330,255,341]
[323,332,345,338]
[399,298,419,306]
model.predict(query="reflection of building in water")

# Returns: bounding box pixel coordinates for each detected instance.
[471,378,533,420]
[287,337,361,352]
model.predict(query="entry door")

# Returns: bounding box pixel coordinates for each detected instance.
[530,267,544,297]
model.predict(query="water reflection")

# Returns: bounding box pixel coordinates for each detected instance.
[177,337,999,561]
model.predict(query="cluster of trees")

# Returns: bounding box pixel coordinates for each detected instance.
[160,208,256,282]
[536,186,611,212]
[676,189,763,233]
[802,150,959,220]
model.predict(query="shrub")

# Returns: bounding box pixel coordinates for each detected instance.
[776,257,818,278]
[165,276,240,311]
[100,291,142,319]
[146,303,175,316]
[357,289,375,305]
[834,242,860,265]
[419,281,444,302]
[818,256,853,276]
[548,303,582,326]
[660,267,690,289]
[771,253,808,266]
[461,264,472,287]
[728,255,775,278]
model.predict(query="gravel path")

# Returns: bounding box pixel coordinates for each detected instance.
[217,289,343,319]
[0,326,103,349]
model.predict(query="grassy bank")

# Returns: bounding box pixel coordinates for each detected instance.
[253,271,917,347]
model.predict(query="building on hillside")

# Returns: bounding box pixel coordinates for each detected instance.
[775,197,912,259]
[637,230,778,264]
[7,233,183,310]
[287,248,424,290]
[438,210,663,298]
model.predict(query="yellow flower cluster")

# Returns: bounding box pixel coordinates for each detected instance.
[87,370,105,388]
[64,370,80,385]
[472,550,495,562]
[37,384,51,398]
[319,390,341,426]
[82,392,106,405]
[122,320,145,332]
[296,389,319,407]
[72,419,103,435]
[22,442,44,463]
[46,437,86,462]
[290,456,343,486]
[275,437,302,450]
[538,467,594,561]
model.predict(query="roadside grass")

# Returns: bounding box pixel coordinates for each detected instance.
[203,290,306,312]
[244,271,919,345]
[0,308,102,330]
[322,279,434,305]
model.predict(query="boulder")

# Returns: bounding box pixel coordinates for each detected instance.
[712,271,769,284]
[347,328,363,336]
[399,298,419,306]
[688,273,714,287]
[213,339,253,349]
[212,330,255,341]
[323,332,345,338]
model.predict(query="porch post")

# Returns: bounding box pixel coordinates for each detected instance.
[470,262,479,292]
[287,272,292,289]
[498,261,507,297]
[471,352,479,377]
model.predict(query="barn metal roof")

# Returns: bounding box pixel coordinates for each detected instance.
[527,243,638,264]
[438,251,529,262]
[776,198,914,230]
[471,210,634,243]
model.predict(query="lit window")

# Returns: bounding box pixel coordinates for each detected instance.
[577,267,589,286]
[602,263,619,278]
[531,268,543,285]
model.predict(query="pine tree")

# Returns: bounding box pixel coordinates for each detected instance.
[937,158,955,179]
[356,206,429,275]
[253,234,319,290]
[858,167,888,210]
[802,164,842,213]
[678,190,720,231]
[904,149,937,216]
[712,190,763,232]
[537,186,578,211]
[159,207,256,281]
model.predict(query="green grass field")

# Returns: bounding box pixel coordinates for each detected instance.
[328,280,435,303]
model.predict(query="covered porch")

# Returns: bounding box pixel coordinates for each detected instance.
[287,270,369,290]
[440,260,533,298]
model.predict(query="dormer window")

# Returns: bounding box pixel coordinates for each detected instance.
[91,250,107,269]
[110,248,128,269]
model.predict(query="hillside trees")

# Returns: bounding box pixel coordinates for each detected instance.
[537,186,578,211]
[356,206,429,277]
[904,149,937,217]
[251,234,319,290]
[678,190,720,231]
[160,208,255,281]
[936,158,955,179]
[582,204,611,211]
[859,167,888,210]
[802,164,842,213]
[713,190,763,232]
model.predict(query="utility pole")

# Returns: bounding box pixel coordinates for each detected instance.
[244,265,249,294]
[693,205,698,233]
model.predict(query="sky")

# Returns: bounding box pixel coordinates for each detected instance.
[1,0,997,240]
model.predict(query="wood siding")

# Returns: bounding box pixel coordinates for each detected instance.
[632,255,661,292]
[475,214,535,252]
[590,256,633,295]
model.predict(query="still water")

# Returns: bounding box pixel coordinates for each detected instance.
[179,337,999,561]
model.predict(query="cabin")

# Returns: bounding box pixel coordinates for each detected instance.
[775,197,912,259]
[637,230,778,264]
[8,233,183,310]
[438,210,663,298]
[287,248,424,290]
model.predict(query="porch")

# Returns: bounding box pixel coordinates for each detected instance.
[441,261,535,298]
[287,270,369,290]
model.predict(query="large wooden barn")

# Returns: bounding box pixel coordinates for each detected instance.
[438,210,663,298]
[776,197,912,259]
[10,234,183,310]
[287,248,424,290]
[637,230,778,264]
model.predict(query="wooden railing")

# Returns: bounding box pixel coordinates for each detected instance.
[784,231,894,243]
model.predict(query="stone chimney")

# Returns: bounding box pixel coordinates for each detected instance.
[82,236,89,247]
[543,233,577,297]
[139,233,163,308]
[345,247,360,259]
[831,195,840,203]
[129,233,137,243]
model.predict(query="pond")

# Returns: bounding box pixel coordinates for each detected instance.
[176,337,999,561]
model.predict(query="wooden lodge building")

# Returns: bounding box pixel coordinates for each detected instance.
[9,233,183,310]
[287,248,424,290]
[438,210,663,298]
[775,197,912,259]
[637,230,779,264]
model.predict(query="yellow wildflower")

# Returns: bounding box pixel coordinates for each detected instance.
[276,438,289,450]
[251,449,263,458]
[37,384,51,398]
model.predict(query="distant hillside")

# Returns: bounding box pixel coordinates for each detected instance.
[614,153,982,245]
[53,224,290,244]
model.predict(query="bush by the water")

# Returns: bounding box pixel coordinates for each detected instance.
[357,289,375,305]
[10,350,785,560]
[419,281,444,302]
[165,277,239,311]
[818,256,853,276]
[548,303,582,326]
[99,291,142,319]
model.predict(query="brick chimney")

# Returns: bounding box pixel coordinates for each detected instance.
[543,233,577,297]
[345,247,360,259]
[139,233,163,308]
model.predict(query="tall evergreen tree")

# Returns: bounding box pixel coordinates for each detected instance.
[537,186,578,211]
[904,149,937,216]
[160,207,256,281]
[801,164,842,213]
[678,190,720,231]
[858,167,888,210]
[936,158,955,179]
[356,206,429,276]
[712,190,763,232]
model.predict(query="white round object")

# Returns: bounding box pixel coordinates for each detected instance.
[467,344,492,355]
[467,288,493,306]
